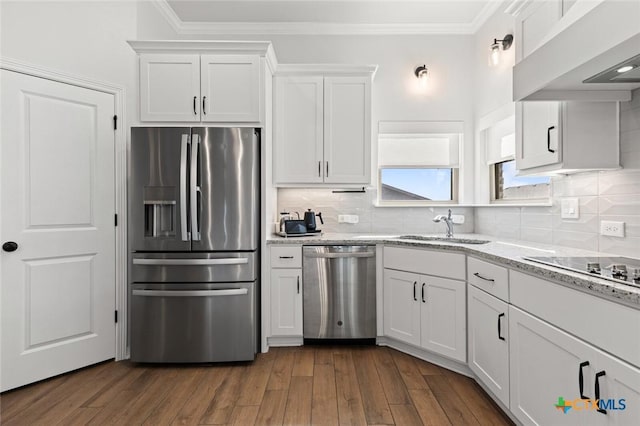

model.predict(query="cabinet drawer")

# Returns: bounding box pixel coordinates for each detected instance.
[510,270,640,367]
[383,246,465,280]
[467,257,509,302]
[270,246,302,268]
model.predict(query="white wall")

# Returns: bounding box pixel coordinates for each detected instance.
[0,1,139,125]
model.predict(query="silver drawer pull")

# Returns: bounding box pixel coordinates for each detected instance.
[132,289,248,297]
[305,252,375,259]
[473,272,495,282]
[133,258,249,266]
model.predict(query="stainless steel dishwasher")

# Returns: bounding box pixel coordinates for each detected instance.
[303,246,376,339]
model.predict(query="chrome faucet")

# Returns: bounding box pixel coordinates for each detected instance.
[433,209,455,238]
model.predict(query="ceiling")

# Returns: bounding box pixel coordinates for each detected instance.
[160,0,501,35]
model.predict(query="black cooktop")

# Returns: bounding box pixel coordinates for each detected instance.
[524,256,640,288]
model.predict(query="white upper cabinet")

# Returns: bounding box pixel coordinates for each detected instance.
[130,41,276,124]
[274,65,375,186]
[274,76,324,184]
[140,54,201,122]
[323,76,371,184]
[516,101,619,175]
[515,0,562,61]
[200,55,260,122]
[517,101,560,171]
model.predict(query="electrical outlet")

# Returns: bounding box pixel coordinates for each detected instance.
[451,214,465,224]
[600,220,625,237]
[338,214,359,224]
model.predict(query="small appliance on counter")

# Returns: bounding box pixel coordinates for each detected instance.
[276,209,323,237]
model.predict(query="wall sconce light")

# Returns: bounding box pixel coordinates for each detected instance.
[415,64,428,86]
[489,34,513,67]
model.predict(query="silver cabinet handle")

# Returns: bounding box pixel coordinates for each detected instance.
[132,288,248,297]
[473,272,495,282]
[133,258,249,266]
[304,252,375,259]
[180,134,190,241]
[190,133,201,241]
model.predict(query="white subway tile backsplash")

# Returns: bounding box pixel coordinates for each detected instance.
[598,170,640,195]
[520,228,553,244]
[552,230,599,252]
[552,214,599,234]
[551,174,599,197]
[598,194,640,216]
[521,212,553,229]
[598,236,640,258]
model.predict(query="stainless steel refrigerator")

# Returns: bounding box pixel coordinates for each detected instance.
[129,127,259,363]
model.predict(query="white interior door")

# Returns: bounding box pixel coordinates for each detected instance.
[1,70,116,392]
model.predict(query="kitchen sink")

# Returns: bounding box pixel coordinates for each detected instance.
[397,235,491,244]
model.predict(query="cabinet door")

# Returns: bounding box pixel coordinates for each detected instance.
[383,269,421,346]
[420,276,466,362]
[200,55,260,122]
[468,285,510,406]
[509,306,597,426]
[140,54,200,122]
[516,0,562,60]
[270,268,302,337]
[516,101,561,170]
[274,76,324,184]
[323,76,371,184]
[593,351,640,426]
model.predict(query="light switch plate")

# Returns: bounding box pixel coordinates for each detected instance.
[561,198,580,219]
[338,214,359,224]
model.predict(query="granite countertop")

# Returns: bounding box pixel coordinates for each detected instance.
[267,232,640,308]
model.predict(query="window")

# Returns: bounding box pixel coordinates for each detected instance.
[380,168,457,201]
[492,160,550,201]
[377,121,462,205]
[484,114,550,203]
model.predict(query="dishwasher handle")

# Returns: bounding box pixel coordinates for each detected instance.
[304,251,375,259]
[132,289,248,297]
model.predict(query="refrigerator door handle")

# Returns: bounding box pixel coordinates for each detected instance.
[190,133,201,241]
[133,258,249,266]
[180,134,190,241]
[132,288,248,297]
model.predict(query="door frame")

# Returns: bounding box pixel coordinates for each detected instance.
[0,57,128,361]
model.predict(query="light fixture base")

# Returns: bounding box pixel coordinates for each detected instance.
[414,64,428,79]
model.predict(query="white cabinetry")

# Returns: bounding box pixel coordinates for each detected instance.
[509,306,640,426]
[130,41,274,124]
[468,285,510,407]
[269,246,303,340]
[516,101,619,174]
[513,2,620,175]
[383,247,466,362]
[274,66,375,185]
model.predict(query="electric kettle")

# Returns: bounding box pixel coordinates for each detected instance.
[303,209,324,231]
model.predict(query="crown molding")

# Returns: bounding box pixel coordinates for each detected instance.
[275,63,378,78]
[152,0,502,36]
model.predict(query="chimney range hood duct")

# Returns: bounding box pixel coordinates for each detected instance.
[584,53,640,83]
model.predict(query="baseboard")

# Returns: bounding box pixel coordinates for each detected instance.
[376,336,473,377]
[267,336,303,347]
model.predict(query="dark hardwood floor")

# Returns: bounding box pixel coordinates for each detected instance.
[0,346,513,425]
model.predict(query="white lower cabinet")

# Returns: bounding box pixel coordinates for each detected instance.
[468,285,510,406]
[509,305,640,426]
[383,268,466,362]
[270,268,303,337]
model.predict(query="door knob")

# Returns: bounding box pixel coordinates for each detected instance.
[2,241,18,252]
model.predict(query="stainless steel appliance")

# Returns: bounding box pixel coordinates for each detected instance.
[129,127,259,363]
[524,256,640,288]
[303,246,376,339]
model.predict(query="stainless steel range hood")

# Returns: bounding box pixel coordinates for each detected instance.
[513,0,640,101]
[584,53,640,83]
